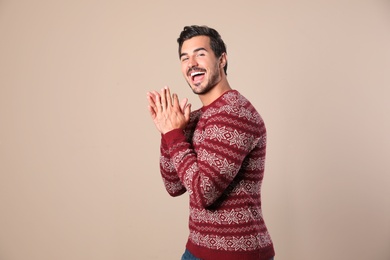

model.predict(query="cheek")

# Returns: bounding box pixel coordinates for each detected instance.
[181,66,187,76]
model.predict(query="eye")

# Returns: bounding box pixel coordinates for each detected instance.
[181,57,189,62]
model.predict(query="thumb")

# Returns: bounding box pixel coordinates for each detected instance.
[180,98,188,112]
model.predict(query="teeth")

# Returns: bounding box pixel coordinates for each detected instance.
[191,71,204,77]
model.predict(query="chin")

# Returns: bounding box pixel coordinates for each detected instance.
[191,88,202,95]
[193,86,212,95]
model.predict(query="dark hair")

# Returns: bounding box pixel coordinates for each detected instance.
[177,25,228,74]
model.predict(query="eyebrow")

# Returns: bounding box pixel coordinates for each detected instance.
[180,47,208,59]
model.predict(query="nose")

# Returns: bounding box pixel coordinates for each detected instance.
[188,56,198,69]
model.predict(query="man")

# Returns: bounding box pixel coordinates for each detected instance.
[146,25,275,260]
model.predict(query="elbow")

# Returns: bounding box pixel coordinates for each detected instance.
[168,187,186,197]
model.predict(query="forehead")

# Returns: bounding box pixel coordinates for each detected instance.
[181,36,211,54]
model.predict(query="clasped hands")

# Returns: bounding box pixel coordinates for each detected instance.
[147,86,191,134]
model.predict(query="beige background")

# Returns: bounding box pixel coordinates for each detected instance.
[1,1,389,259]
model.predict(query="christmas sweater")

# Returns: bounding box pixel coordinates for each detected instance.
[160,90,275,260]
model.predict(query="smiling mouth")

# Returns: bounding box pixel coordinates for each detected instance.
[189,70,206,84]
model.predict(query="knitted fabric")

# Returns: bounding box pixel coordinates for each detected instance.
[160,90,275,260]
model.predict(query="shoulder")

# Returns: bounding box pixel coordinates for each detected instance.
[204,90,264,126]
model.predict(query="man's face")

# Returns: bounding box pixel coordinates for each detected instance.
[180,36,224,95]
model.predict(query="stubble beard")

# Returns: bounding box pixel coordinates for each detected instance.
[188,65,221,95]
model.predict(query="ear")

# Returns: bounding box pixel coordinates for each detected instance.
[219,53,227,68]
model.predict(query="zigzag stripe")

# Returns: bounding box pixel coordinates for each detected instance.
[201,103,261,124]
[199,142,245,161]
[212,198,262,207]
[189,206,263,225]
[190,225,262,234]
[191,129,265,154]
[169,141,189,153]
[162,174,180,181]
[201,119,262,138]
[206,116,265,135]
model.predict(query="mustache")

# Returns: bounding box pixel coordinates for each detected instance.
[187,67,206,76]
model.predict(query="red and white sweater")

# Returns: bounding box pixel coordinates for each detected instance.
[160,90,275,260]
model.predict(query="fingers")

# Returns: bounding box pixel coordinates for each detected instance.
[172,92,179,108]
[164,87,173,108]
[153,91,163,113]
[160,87,168,110]
[146,92,156,107]
[184,103,191,122]
[147,105,156,119]
[148,87,189,115]
[147,91,161,113]
[180,98,188,112]
[173,92,191,122]
[146,92,156,112]
[165,86,185,112]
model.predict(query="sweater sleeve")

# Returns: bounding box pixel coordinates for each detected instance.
[159,134,187,197]
[162,109,265,208]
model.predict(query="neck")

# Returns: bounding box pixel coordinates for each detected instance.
[199,77,231,106]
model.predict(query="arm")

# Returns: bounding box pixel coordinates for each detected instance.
[146,86,191,196]
[159,135,187,196]
[163,109,265,208]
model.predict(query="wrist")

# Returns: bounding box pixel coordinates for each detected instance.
[162,128,186,145]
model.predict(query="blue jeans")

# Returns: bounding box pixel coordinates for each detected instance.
[181,249,274,260]
[181,249,201,260]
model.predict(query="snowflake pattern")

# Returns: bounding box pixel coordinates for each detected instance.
[206,125,229,141]
[227,129,248,148]
[163,179,184,194]
[189,230,273,251]
[194,124,257,151]
[190,207,262,224]
[197,148,239,178]
[160,156,175,172]
[247,158,265,171]
[198,149,220,167]
[219,159,238,177]
[231,180,261,195]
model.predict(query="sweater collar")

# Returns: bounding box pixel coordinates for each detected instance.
[200,89,237,112]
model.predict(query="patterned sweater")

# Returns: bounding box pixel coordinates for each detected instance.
[160,90,275,260]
